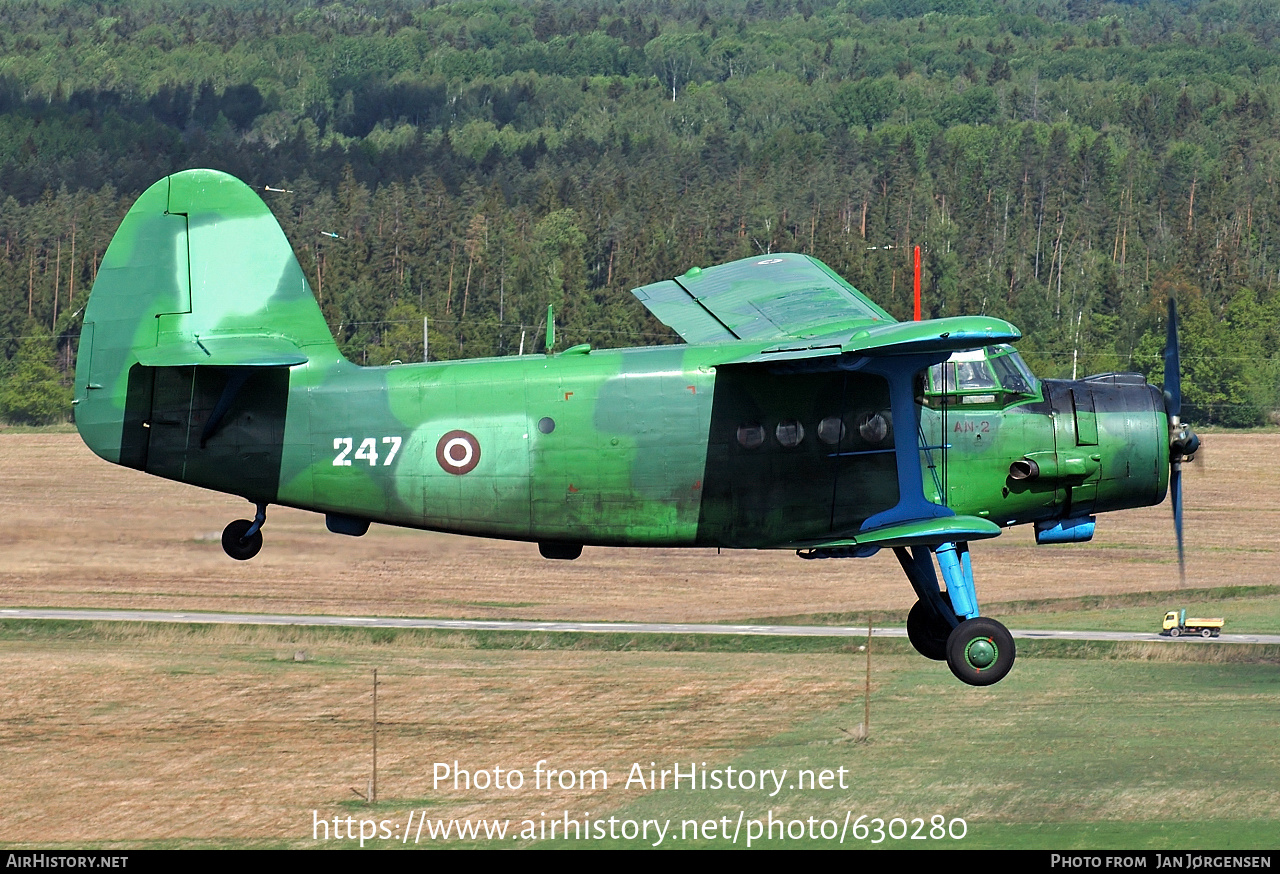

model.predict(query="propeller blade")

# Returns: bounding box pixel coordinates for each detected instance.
[1171,462,1185,587]
[1164,297,1181,419]
[1165,297,1191,587]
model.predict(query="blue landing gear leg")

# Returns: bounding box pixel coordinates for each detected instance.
[221,503,267,561]
[894,541,1015,685]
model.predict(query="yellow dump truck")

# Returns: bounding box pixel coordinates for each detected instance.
[1162,609,1225,638]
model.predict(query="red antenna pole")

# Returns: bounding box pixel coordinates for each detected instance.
[913,245,922,321]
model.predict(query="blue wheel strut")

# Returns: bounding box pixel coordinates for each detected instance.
[893,541,979,629]
[243,503,268,539]
[934,541,978,620]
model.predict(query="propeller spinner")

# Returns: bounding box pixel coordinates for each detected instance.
[1164,298,1201,584]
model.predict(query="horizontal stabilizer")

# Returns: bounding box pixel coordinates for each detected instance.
[792,515,1003,551]
[136,336,309,368]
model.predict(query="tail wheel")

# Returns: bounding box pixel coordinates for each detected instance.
[222,519,263,561]
[946,617,1016,687]
[906,600,952,661]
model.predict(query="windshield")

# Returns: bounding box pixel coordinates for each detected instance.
[988,346,1038,395]
[924,346,1040,403]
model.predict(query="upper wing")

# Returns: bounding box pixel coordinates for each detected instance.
[632,253,893,344]
[727,315,1022,363]
[632,253,1019,356]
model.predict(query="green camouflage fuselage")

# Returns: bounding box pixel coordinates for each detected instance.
[73,170,1169,553]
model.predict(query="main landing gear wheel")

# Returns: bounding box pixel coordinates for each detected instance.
[946,617,1015,687]
[906,600,953,661]
[222,519,263,561]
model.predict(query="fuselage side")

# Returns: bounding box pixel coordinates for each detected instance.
[128,343,1165,549]
[278,344,717,545]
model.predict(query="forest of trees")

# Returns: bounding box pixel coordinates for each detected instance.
[2,0,1280,426]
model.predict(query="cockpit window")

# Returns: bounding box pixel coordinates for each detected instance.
[922,346,1040,407]
[927,349,996,395]
[987,346,1039,395]
[932,359,998,392]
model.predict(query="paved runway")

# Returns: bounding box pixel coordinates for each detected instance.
[3,607,1277,645]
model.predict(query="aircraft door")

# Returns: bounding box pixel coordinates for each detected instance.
[139,365,290,502]
[697,368,899,546]
[828,372,901,533]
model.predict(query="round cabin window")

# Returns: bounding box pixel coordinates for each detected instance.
[857,412,890,444]
[817,416,845,446]
[736,424,765,449]
[775,420,805,448]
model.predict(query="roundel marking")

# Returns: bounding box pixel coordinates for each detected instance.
[756,258,784,265]
[436,430,481,475]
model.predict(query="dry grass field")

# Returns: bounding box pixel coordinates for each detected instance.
[0,431,1277,848]
[1,625,860,846]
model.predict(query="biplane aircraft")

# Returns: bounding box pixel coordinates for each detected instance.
[73,169,1198,686]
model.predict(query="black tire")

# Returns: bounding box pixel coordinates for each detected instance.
[946,617,1016,687]
[1212,630,1220,638]
[1169,627,1181,638]
[906,600,952,661]
[222,519,263,561]
[1200,628,1213,639]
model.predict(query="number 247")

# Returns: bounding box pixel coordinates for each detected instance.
[333,436,402,467]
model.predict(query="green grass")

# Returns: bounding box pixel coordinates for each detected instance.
[1008,596,1280,635]
[536,658,1280,850]
[0,422,76,433]
[981,586,1280,636]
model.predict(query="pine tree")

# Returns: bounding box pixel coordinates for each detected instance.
[0,330,70,425]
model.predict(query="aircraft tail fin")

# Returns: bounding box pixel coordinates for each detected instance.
[74,169,338,475]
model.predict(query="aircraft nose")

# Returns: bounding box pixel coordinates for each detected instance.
[1171,420,1200,461]
[1072,375,1170,514]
